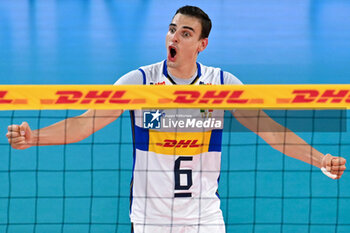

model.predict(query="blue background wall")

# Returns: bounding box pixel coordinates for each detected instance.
[1,0,350,84]
[0,1,349,233]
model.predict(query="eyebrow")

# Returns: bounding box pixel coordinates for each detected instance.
[169,23,195,32]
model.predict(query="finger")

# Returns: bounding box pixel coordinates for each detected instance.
[14,140,28,145]
[331,171,344,179]
[322,154,333,168]
[331,157,347,166]
[8,125,20,132]
[331,165,347,171]
[6,132,21,138]
[8,136,25,144]
[20,122,29,136]
[337,171,344,177]
[330,169,344,175]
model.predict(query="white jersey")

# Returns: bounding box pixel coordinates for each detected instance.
[116,60,242,226]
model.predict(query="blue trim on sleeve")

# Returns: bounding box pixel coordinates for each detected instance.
[129,111,150,213]
[134,125,149,151]
[208,129,222,152]
[163,60,168,77]
[216,174,221,199]
[220,70,224,84]
[196,62,202,78]
[129,110,136,213]
[138,68,146,85]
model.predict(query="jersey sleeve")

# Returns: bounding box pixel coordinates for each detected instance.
[114,70,144,85]
[223,71,243,85]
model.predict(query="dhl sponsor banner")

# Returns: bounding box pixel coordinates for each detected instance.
[148,131,211,156]
[1,84,350,110]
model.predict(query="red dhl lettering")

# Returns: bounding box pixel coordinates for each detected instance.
[173,91,201,103]
[318,90,349,103]
[0,91,12,104]
[291,89,350,103]
[55,90,131,104]
[227,90,249,103]
[56,91,82,104]
[173,90,248,104]
[199,91,230,104]
[156,139,203,148]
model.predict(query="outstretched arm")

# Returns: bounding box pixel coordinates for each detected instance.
[6,109,123,149]
[233,109,346,179]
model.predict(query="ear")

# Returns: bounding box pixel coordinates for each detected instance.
[198,38,208,53]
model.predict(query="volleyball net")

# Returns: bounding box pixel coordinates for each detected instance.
[1,85,349,233]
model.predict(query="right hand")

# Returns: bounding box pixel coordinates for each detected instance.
[6,122,35,150]
[321,154,347,179]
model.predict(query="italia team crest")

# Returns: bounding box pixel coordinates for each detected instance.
[200,109,213,118]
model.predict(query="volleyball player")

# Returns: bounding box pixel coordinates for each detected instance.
[6,5,346,233]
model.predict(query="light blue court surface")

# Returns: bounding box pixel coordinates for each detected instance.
[0,1,350,233]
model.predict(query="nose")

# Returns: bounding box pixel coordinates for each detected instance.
[171,31,180,43]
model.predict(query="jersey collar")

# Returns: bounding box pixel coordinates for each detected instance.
[162,60,202,85]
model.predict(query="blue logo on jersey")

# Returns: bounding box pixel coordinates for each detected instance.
[143,110,162,129]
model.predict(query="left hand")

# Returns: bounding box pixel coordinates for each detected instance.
[321,154,347,179]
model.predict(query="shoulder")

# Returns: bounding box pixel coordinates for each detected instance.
[139,61,164,72]
[114,69,144,85]
[114,61,164,85]
[138,61,165,84]
[199,63,243,85]
[222,71,243,85]
[199,63,221,77]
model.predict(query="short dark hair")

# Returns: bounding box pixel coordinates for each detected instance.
[174,5,212,39]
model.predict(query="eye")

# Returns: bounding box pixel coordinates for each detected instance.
[169,27,176,33]
[183,31,190,37]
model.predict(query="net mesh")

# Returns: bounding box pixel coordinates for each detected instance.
[1,86,350,233]
[1,110,134,233]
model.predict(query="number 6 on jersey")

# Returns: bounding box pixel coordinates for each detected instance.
[174,156,193,197]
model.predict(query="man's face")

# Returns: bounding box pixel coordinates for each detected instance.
[166,13,208,69]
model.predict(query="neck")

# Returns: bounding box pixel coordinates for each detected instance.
[167,62,197,79]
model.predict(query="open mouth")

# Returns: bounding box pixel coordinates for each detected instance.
[170,47,177,58]
[169,46,177,60]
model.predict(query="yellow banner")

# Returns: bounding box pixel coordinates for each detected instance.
[148,131,212,156]
[1,84,350,110]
